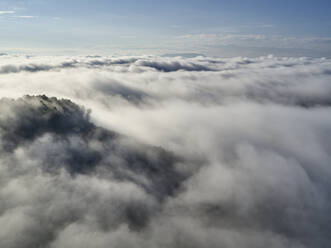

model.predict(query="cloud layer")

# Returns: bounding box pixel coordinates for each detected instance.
[0,54,331,248]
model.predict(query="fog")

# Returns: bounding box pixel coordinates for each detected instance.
[0,54,330,248]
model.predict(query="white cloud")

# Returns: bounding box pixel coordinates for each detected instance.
[0,55,330,248]
[15,15,38,19]
[0,10,15,14]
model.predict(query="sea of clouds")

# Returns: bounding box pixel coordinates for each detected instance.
[0,53,330,248]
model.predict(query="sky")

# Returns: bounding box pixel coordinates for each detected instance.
[1,0,331,56]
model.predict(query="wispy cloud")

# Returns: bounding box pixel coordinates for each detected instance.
[15,15,38,19]
[0,10,15,14]
[168,33,331,56]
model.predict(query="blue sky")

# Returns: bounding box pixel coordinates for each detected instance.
[1,0,331,56]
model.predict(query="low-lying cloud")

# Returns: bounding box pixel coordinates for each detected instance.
[0,54,330,248]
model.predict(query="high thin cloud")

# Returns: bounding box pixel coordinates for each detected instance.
[15,15,38,18]
[0,10,15,14]
[0,54,331,248]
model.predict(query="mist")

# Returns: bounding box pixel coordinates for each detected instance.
[0,54,330,248]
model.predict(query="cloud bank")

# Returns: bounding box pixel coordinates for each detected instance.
[0,54,331,248]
